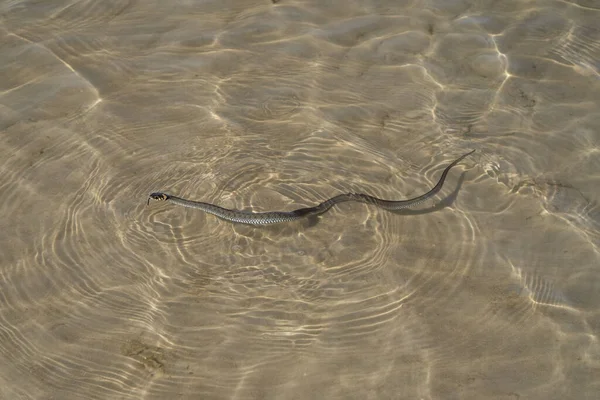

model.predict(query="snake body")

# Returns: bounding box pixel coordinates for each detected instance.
[148,150,474,225]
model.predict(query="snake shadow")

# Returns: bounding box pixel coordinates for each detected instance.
[306,172,468,227]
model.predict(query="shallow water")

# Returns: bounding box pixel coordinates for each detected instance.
[1,0,599,399]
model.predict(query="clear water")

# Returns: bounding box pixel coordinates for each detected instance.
[1,0,599,399]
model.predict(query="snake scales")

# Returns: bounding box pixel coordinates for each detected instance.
[148,150,474,225]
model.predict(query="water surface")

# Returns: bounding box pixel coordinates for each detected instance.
[1,0,599,399]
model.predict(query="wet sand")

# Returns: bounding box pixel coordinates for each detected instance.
[1,0,599,399]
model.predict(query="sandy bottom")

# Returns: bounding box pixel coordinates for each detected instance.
[1,0,599,399]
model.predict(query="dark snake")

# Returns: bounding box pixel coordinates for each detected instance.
[148,150,474,225]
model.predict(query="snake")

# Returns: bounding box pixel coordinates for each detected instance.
[148,149,474,225]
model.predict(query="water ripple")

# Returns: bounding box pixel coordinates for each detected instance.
[1,0,599,398]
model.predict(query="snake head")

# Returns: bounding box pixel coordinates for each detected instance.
[147,192,170,205]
